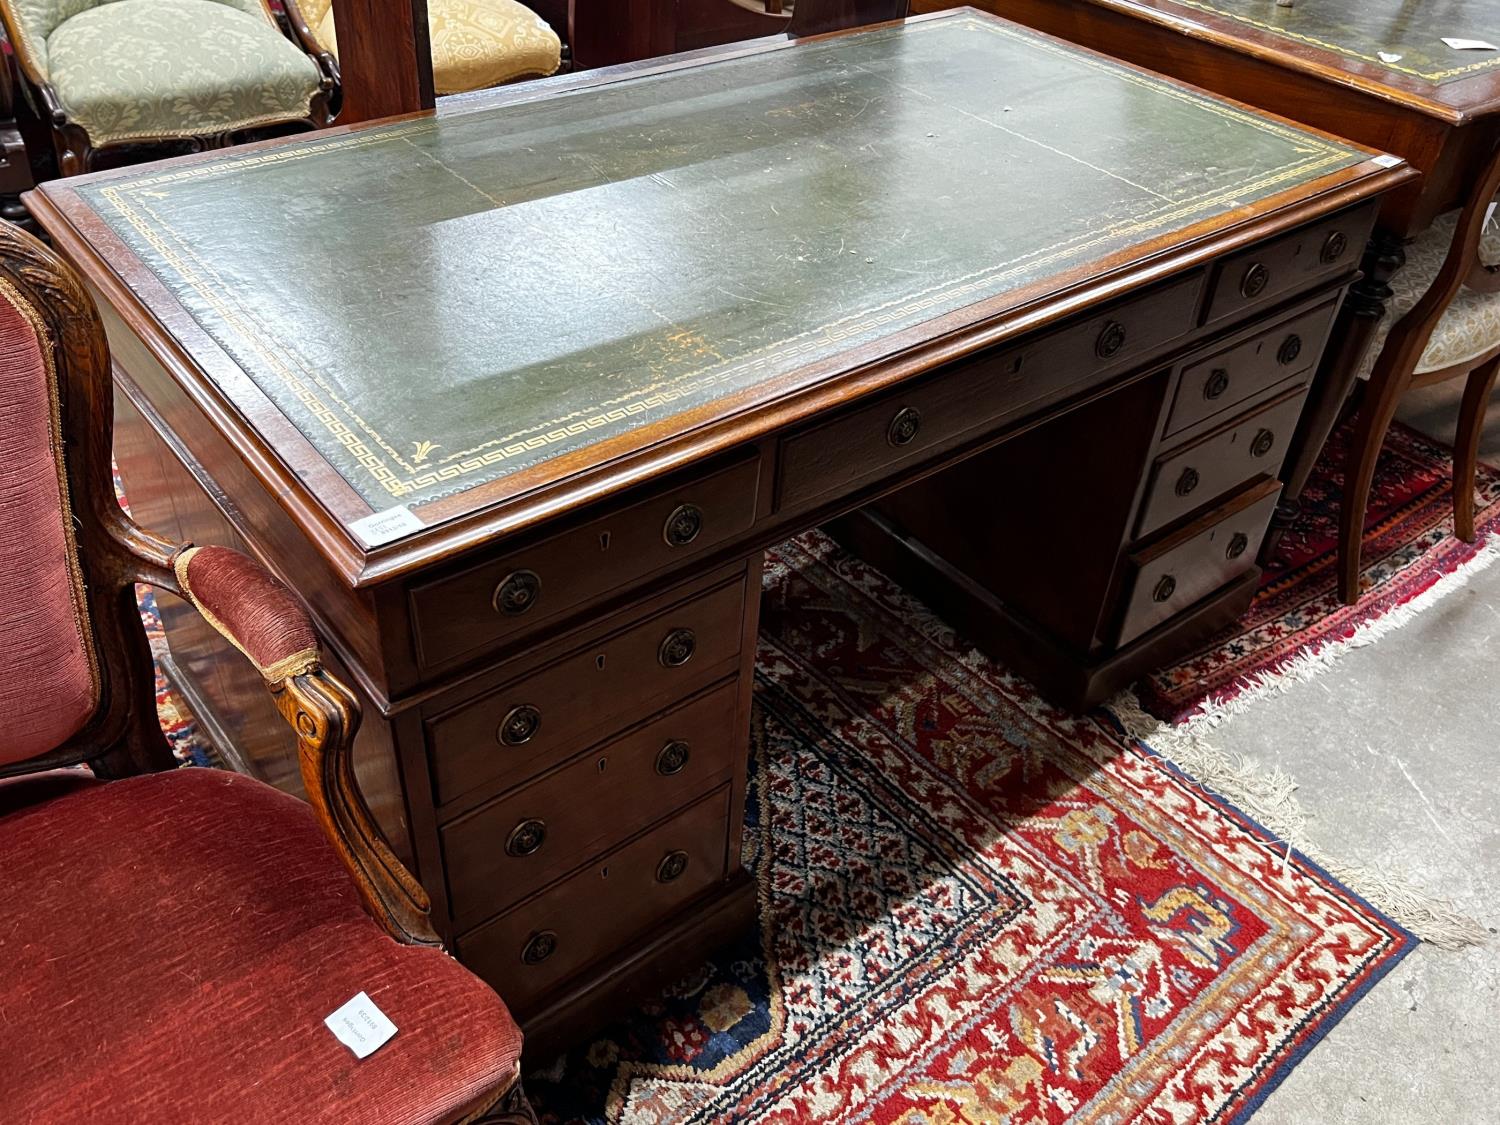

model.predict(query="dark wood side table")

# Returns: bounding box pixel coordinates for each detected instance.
[26,11,1408,1050]
[920,0,1500,541]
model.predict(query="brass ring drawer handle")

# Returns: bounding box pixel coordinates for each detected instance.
[1321,230,1348,265]
[658,628,696,668]
[1152,574,1177,603]
[1226,532,1250,561]
[497,704,541,746]
[521,930,557,965]
[1174,467,1200,498]
[655,740,691,776]
[506,818,547,857]
[1095,319,1127,359]
[1277,333,1303,366]
[1240,262,1270,299]
[887,406,922,447]
[1250,428,1276,458]
[1204,369,1230,400]
[664,503,703,547]
[656,850,690,883]
[492,569,541,616]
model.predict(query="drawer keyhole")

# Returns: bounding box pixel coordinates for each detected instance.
[521,930,557,965]
[1250,428,1276,458]
[1277,334,1303,366]
[1095,319,1127,359]
[506,818,547,857]
[492,569,541,617]
[656,740,691,776]
[1204,369,1230,400]
[1240,262,1270,299]
[595,653,607,671]
[664,504,704,547]
[1174,467,1200,498]
[1321,230,1348,265]
[1226,532,1250,561]
[656,850,690,884]
[658,628,696,668]
[1152,575,1177,603]
[887,406,922,447]
[497,704,541,746]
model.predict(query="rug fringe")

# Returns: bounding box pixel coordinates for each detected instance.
[1107,690,1490,950]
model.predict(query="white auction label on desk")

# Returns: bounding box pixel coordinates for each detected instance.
[325,991,398,1059]
[349,504,425,547]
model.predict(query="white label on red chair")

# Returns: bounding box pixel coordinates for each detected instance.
[324,991,398,1059]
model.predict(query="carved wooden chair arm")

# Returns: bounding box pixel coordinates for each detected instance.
[279,0,341,93]
[160,543,442,948]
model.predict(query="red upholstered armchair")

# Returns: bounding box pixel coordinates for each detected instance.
[0,221,535,1122]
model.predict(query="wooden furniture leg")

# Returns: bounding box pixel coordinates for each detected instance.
[1454,354,1500,542]
[1337,357,1415,604]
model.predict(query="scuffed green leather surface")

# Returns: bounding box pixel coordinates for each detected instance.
[1169,0,1500,84]
[80,15,1365,513]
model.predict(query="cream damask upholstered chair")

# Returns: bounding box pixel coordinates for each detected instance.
[283,0,560,97]
[1338,143,1500,604]
[0,0,333,175]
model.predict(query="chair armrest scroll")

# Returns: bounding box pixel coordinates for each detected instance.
[173,544,442,947]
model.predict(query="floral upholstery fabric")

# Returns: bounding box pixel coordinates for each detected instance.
[307,0,560,95]
[42,0,322,145]
[1357,207,1500,380]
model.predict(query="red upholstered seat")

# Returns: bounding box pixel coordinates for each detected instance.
[0,767,522,1124]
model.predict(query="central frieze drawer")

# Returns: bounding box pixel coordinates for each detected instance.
[426,574,748,808]
[456,785,731,1014]
[776,271,1203,511]
[409,455,760,671]
[441,678,740,931]
[1137,384,1308,537]
[1166,297,1339,437]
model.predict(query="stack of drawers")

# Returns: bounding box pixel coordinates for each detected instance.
[404,459,763,1021]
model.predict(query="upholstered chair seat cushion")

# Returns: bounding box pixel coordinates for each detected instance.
[313,0,560,95]
[1356,208,1500,381]
[0,768,523,1122]
[44,0,323,145]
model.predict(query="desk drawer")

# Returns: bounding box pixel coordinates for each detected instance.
[441,679,740,930]
[776,272,1203,511]
[1137,384,1307,537]
[1117,479,1282,647]
[1203,203,1373,324]
[456,785,731,1013]
[426,574,748,808]
[1166,298,1339,438]
[410,456,760,670]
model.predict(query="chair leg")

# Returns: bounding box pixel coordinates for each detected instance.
[1453,354,1500,542]
[1338,366,1413,605]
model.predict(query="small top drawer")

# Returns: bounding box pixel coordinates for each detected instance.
[1137,384,1308,538]
[1116,479,1282,648]
[1166,297,1339,438]
[1203,202,1375,324]
[440,678,740,931]
[409,456,760,671]
[425,573,749,808]
[776,271,1204,512]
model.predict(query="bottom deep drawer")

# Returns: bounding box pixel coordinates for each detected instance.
[454,784,732,1012]
[1116,478,1282,647]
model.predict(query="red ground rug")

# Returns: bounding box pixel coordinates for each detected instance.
[524,530,1412,1124]
[1135,420,1500,723]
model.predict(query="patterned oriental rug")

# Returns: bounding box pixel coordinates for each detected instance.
[524,531,1413,1124]
[1135,420,1500,724]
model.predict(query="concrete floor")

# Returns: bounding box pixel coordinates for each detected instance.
[1215,382,1500,1124]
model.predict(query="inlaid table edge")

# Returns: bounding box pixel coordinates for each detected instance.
[1078,0,1500,124]
[29,158,1414,595]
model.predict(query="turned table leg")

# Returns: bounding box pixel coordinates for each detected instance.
[1262,228,1407,559]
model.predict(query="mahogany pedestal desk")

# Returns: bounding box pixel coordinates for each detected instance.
[27,10,1409,1051]
[921,0,1500,546]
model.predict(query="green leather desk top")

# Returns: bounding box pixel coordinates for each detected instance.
[60,12,1380,536]
[1162,0,1500,85]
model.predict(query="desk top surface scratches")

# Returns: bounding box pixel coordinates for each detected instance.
[51,12,1383,548]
